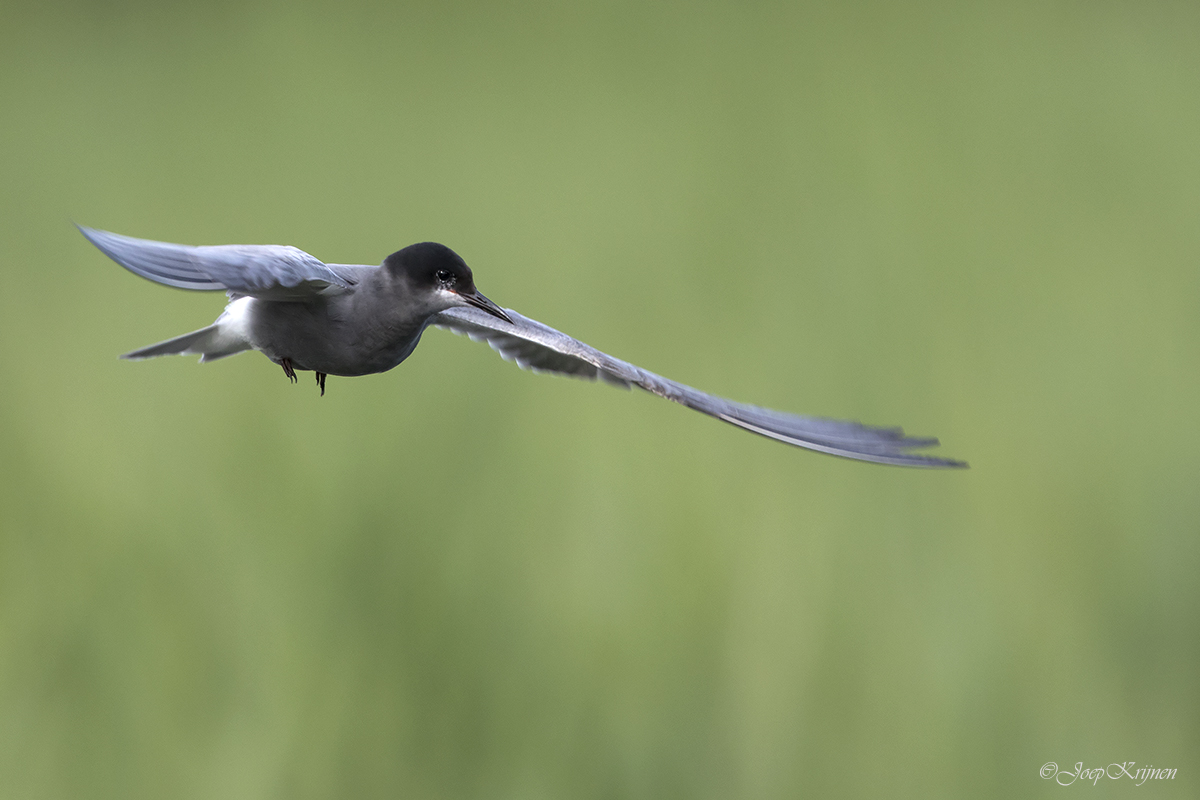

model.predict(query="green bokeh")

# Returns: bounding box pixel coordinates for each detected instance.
[1,1,1196,798]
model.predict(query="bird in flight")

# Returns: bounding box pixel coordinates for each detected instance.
[78,226,965,468]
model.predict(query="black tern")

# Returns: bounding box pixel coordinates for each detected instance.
[79,226,965,468]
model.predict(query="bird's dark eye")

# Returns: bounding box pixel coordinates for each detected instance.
[435,269,454,285]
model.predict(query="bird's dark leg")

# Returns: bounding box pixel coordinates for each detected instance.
[280,357,298,383]
[316,372,327,396]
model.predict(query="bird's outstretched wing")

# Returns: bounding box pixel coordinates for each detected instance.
[433,306,966,468]
[78,226,356,300]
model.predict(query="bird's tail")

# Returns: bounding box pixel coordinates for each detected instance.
[121,324,251,362]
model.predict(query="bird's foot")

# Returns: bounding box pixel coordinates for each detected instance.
[280,357,297,383]
[316,372,327,396]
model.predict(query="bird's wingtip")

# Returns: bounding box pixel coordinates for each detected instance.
[74,223,105,245]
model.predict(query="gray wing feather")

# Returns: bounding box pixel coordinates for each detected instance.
[433,306,966,468]
[78,226,356,300]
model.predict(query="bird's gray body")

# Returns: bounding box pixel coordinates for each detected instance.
[245,267,430,376]
[79,225,966,468]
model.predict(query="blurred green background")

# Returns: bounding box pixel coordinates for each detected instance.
[1,1,1197,798]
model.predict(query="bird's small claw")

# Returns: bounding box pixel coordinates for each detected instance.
[316,372,326,396]
[280,357,297,383]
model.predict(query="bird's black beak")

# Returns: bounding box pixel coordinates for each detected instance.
[458,289,513,324]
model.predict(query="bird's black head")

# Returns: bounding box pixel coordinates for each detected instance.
[384,241,475,291]
[383,242,512,323]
